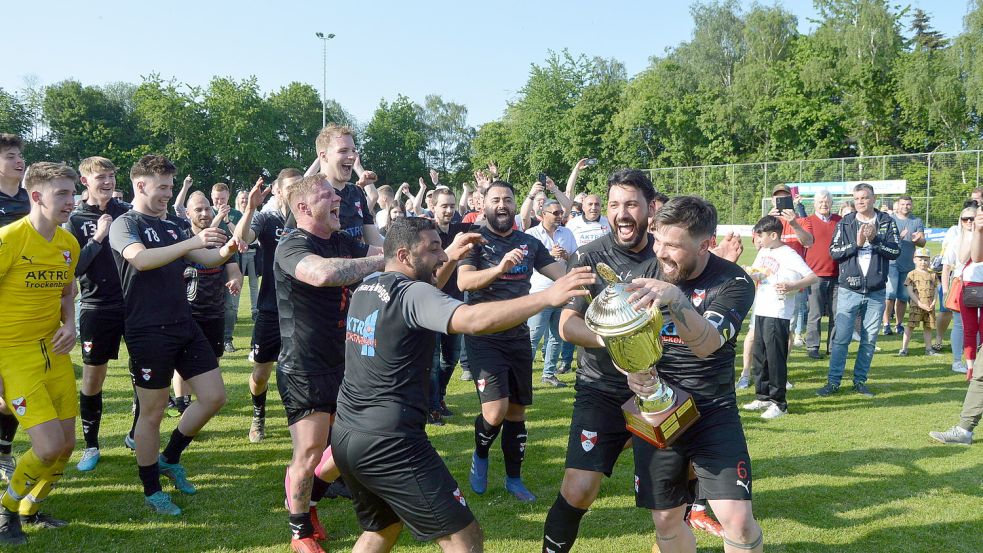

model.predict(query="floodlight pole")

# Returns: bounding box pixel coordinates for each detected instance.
[315,32,336,128]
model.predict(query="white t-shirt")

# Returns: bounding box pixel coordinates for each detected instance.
[566,215,611,249]
[751,244,815,320]
[526,224,577,293]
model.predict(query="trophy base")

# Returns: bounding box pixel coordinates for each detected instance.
[622,386,700,449]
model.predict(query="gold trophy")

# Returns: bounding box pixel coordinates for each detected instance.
[584,263,700,448]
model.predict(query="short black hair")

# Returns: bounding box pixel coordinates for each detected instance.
[607,169,656,203]
[853,182,875,196]
[485,180,515,196]
[383,217,436,259]
[653,191,670,204]
[964,199,979,209]
[652,195,717,239]
[752,215,783,235]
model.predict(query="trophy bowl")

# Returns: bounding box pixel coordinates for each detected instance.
[584,263,700,448]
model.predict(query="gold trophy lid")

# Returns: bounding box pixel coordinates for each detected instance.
[584,263,655,337]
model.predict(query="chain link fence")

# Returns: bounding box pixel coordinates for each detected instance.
[646,150,983,228]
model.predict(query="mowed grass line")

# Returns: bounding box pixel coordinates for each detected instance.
[13,236,982,552]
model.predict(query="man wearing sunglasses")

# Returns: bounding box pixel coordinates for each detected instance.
[526,200,577,387]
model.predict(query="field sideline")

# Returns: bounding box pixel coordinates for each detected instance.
[11,237,982,552]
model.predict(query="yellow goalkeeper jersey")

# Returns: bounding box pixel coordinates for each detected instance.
[0,216,80,345]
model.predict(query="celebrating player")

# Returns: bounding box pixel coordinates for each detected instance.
[66,156,131,472]
[334,217,595,552]
[0,162,81,544]
[109,155,242,515]
[457,180,568,501]
[233,169,300,443]
[273,173,383,553]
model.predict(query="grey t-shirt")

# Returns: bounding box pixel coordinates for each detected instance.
[891,215,924,273]
[336,272,463,437]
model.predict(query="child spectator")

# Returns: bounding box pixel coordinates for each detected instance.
[744,216,818,419]
[899,248,938,356]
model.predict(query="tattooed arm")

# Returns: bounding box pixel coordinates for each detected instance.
[293,254,385,288]
[626,278,725,359]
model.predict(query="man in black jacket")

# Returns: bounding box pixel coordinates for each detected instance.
[819,183,900,398]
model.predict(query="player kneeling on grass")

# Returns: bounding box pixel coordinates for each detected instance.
[333,217,595,553]
[0,162,81,545]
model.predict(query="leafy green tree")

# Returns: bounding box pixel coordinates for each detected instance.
[42,80,139,169]
[418,95,474,183]
[361,95,427,186]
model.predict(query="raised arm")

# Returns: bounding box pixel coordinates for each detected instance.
[565,158,588,198]
[450,267,594,335]
[174,175,193,219]
[458,183,471,215]
[410,178,427,216]
[354,155,379,212]
[234,177,271,245]
[519,182,545,230]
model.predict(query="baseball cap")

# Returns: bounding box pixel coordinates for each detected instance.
[914,247,931,258]
[771,184,791,196]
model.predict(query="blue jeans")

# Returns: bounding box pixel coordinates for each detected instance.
[529,307,561,377]
[430,333,462,410]
[794,288,809,335]
[885,264,911,302]
[828,287,886,386]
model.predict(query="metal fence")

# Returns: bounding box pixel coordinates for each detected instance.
[645,150,983,228]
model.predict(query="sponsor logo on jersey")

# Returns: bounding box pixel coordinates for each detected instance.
[452,487,467,507]
[354,201,363,218]
[11,397,26,417]
[580,430,598,452]
[691,288,706,307]
[346,310,379,356]
[167,229,178,240]
[83,341,93,353]
[62,250,72,265]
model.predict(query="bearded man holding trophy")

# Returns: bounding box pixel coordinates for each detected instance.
[554,190,763,553]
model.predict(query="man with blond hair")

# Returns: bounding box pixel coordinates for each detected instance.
[315,124,384,247]
[0,134,29,481]
[65,156,131,472]
[109,154,243,516]
[273,173,383,553]
[0,162,81,544]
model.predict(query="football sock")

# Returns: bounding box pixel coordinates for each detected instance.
[138,463,161,497]
[501,419,527,478]
[0,414,18,455]
[473,415,501,459]
[1,449,47,512]
[79,392,103,449]
[252,389,267,419]
[161,428,194,465]
[543,493,587,553]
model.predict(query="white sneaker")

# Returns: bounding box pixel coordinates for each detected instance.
[952,361,968,374]
[793,335,805,348]
[786,380,794,390]
[742,399,771,411]
[852,332,862,342]
[761,404,787,420]
[736,375,750,389]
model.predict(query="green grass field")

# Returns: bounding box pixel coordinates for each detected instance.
[13,238,983,552]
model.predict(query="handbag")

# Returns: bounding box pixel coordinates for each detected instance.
[963,284,983,308]
[944,263,967,312]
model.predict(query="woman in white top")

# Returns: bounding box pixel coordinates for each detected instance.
[954,205,983,377]
[941,205,976,372]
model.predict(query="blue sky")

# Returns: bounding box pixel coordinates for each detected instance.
[3,0,974,127]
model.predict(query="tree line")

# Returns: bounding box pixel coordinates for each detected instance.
[1,0,981,206]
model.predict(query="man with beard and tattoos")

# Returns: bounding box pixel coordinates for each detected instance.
[457,181,567,502]
[66,156,131,473]
[622,196,761,553]
[543,169,659,553]
[274,174,384,553]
